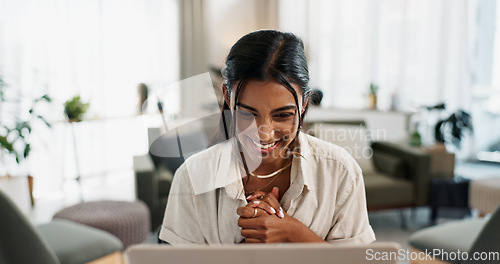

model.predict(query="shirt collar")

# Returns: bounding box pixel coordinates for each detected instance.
[215,140,245,199]
[295,132,316,192]
[187,139,240,196]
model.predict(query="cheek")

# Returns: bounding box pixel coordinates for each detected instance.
[236,120,253,133]
[235,117,258,135]
[277,128,298,142]
[278,116,300,140]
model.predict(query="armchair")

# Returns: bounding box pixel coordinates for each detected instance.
[370,141,431,209]
[134,152,173,232]
[409,205,500,263]
[306,121,431,211]
[134,115,223,231]
[0,189,123,264]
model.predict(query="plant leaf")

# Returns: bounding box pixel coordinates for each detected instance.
[35,94,52,103]
[37,115,51,127]
[434,120,445,142]
[460,110,473,132]
[451,120,461,140]
[0,136,15,152]
[64,95,89,122]
[24,144,31,158]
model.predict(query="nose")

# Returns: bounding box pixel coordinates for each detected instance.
[257,118,275,143]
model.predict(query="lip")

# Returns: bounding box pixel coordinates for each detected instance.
[248,138,282,154]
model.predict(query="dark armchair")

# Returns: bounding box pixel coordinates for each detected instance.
[305,121,431,212]
[134,115,223,231]
[369,141,431,209]
[0,189,123,264]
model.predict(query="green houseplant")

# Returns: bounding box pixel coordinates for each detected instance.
[63,96,89,200]
[0,76,52,169]
[435,109,473,150]
[64,96,89,122]
[0,76,52,205]
[368,83,379,109]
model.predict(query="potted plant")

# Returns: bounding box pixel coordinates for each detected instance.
[64,95,89,122]
[0,76,52,205]
[409,130,422,146]
[63,96,89,200]
[435,109,473,150]
[368,83,379,109]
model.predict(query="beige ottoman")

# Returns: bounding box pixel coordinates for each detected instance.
[469,177,500,216]
[53,200,150,248]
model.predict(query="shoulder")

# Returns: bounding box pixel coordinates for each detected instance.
[181,139,233,176]
[301,133,362,177]
[300,133,365,210]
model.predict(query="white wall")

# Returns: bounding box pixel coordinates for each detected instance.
[179,0,279,118]
[305,107,413,143]
[205,0,279,69]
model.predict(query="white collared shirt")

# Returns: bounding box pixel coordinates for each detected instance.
[159,133,376,245]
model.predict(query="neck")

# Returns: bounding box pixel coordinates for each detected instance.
[252,157,291,175]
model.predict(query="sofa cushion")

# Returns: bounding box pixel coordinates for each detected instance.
[372,151,407,179]
[409,218,486,256]
[37,219,123,264]
[363,173,413,209]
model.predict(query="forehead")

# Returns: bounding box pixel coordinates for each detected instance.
[237,80,302,107]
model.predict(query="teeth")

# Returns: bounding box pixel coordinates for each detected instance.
[253,140,278,149]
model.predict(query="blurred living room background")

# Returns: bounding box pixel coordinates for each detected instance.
[1,0,500,260]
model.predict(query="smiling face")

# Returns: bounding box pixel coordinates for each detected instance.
[227,79,306,169]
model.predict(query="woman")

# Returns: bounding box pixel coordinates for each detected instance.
[159,30,375,244]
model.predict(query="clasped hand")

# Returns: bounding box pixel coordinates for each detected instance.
[237,187,292,243]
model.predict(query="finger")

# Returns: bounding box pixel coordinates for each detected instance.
[246,190,267,201]
[241,228,264,240]
[250,200,276,215]
[271,187,279,199]
[259,193,284,219]
[238,217,253,229]
[247,190,284,219]
[248,192,282,219]
[244,238,261,243]
[237,206,256,218]
[237,206,263,219]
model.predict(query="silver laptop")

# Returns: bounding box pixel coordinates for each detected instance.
[126,242,401,264]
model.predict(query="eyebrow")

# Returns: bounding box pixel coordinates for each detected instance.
[236,103,297,113]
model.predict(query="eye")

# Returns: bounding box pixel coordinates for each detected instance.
[236,110,256,119]
[273,112,295,120]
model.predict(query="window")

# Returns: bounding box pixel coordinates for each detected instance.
[0,0,179,195]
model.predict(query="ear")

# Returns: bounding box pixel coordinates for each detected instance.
[301,95,310,114]
[222,84,231,106]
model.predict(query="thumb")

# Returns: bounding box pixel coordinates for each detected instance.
[271,187,279,199]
